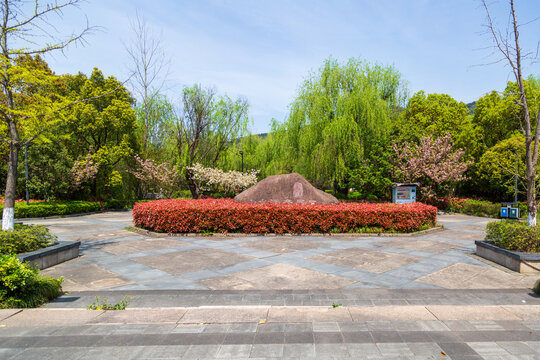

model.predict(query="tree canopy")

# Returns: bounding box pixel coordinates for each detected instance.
[269,57,408,193]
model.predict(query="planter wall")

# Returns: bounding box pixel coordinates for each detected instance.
[475,241,540,274]
[17,241,80,270]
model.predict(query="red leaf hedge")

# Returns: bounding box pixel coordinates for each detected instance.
[133,199,437,234]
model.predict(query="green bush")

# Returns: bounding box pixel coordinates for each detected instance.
[103,199,137,210]
[533,279,540,295]
[0,254,63,308]
[485,220,540,253]
[460,199,501,217]
[348,191,362,200]
[0,201,102,219]
[0,224,56,255]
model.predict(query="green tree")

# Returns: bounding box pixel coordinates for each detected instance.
[473,79,540,150]
[482,0,540,225]
[475,135,526,200]
[17,141,73,201]
[133,93,176,162]
[175,85,249,198]
[273,57,407,193]
[394,91,482,159]
[0,0,92,230]
[63,69,138,199]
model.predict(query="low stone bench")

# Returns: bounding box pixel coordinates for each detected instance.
[17,241,80,270]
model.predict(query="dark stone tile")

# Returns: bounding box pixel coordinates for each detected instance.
[342,331,374,343]
[428,331,463,342]
[510,331,540,341]
[313,332,344,344]
[456,331,493,342]
[369,331,402,343]
[284,332,314,344]
[223,332,255,345]
[438,342,479,356]
[496,321,531,331]
[398,331,431,342]
[254,332,285,344]
[94,334,138,347]
[161,333,199,345]
[257,323,286,333]
[189,333,227,345]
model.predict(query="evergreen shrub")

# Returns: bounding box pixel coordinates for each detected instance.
[0,254,63,308]
[485,220,540,253]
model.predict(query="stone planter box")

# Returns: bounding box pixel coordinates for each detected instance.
[17,241,80,270]
[475,240,540,274]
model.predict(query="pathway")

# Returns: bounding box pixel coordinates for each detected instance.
[24,211,536,291]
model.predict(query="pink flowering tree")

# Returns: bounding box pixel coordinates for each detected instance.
[71,155,99,188]
[131,155,178,198]
[393,133,473,199]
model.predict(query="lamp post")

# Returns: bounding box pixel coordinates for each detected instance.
[239,151,244,173]
[510,148,518,205]
[25,144,29,205]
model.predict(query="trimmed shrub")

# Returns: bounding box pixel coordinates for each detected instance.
[0,254,63,308]
[430,197,528,219]
[485,220,540,253]
[0,201,101,219]
[534,279,540,295]
[133,199,437,234]
[460,200,501,217]
[0,225,57,255]
[0,199,150,219]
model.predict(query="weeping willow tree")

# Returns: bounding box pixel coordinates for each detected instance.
[273,58,408,193]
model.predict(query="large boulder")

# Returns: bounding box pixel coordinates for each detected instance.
[234,173,339,204]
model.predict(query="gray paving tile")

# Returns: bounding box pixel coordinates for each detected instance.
[172,325,206,333]
[138,345,189,359]
[376,342,414,356]
[230,323,258,333]
[282,343,316,358]
[438,342,479,356]
[468,341,513,356]
[216,344,252,358]
[315,343,350,358]
[497,341,538,355]
[183,344,220,359]
[250,343,284,358]
[312,322,340,332]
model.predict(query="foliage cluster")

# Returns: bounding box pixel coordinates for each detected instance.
[0,254,63,308]
[187,163,259,197]
[133,199,437,234]
[485,220,540,253]
[393,133,472,198]
[0,200,143,219]
[0,225,56,255]
[2,52,539,215]
[426,196,528,218]
[0,201,101,219]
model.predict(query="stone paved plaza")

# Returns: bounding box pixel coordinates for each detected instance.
[27,211,536,291]
[0,211,538,359]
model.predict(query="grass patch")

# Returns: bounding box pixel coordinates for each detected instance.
[0,254,62,308]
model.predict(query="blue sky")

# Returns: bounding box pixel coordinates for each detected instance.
[45,0,540,133]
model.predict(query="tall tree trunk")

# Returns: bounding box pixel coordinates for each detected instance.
[186,170,199,199]
[527,171,537,225]
[2,143,19,231]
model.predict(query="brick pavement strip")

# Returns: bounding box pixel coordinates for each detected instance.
[3,305,540,327]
